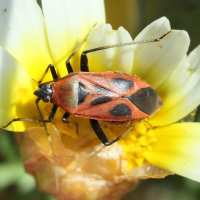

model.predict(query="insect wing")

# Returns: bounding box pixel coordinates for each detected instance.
[77,72,146,96]
[74,96,149,121]
[74,72,149,121]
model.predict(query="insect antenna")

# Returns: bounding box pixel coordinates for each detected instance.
[35,97,59,188]
[83,31,172,54]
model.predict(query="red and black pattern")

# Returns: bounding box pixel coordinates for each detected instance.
[4,34,164,146]
[52,71,160,125]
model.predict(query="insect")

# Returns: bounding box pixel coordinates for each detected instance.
[3,29,171,187]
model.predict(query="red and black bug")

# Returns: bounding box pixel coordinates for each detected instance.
[3,29,171,187]
[49,70,162,146]
[3,31,171,145]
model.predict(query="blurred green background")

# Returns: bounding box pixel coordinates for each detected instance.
[1,0,200,199]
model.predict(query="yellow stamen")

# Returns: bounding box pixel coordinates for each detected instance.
[119,122,157,170]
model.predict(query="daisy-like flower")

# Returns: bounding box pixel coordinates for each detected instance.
[1,0,200,200]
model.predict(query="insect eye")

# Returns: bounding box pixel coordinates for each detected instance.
[126,87,159,115]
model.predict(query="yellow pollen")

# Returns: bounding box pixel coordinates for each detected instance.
[119,121,157,169]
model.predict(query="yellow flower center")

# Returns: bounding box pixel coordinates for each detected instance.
[42,106,158,173]
[119,121,157,169]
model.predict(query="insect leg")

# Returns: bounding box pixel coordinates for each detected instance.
[65,38,88,74]
[35,98,59,188]
[2,104,58,128]
[38,64,58,85]
[65,24,97,73]
[62,112,78,134]
[90,119,133,146]
[80,31,171,72]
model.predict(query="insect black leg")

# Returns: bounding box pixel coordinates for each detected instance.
[65,38,89,74]
[90,119,110,145]
[80,31,172,72]
[2,104,58,128]
[62,112,78,134]
[90,119,133,146]
[35,98,59,188]
[81,51,89,72]
[65,58,73,74]
[38,64,58,85]
[65,24,98,74]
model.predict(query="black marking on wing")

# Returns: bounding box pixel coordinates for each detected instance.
[110,103,131,117]
[78,82,89,104]
[91,97,112,106]
[112,78,133,92]
[126,87,159,115]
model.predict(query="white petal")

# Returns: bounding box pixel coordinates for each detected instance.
[132,17,190,88]
[83,24,134,73]
[42,0,106,76]
[0,0,53,81]
[149,45,200,126]
[0,46,38,132]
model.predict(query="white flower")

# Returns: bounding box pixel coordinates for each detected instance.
[1,0,200,199]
